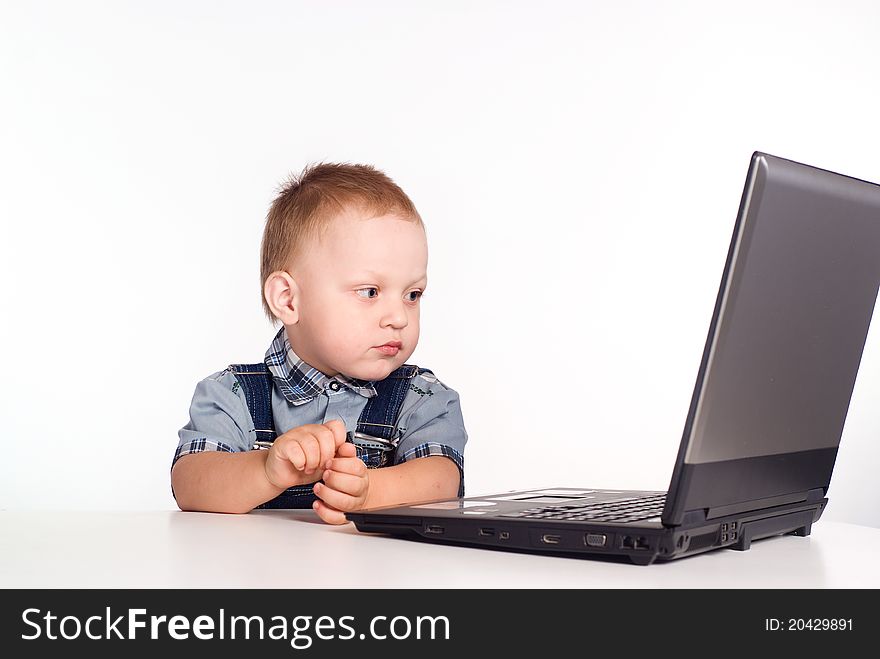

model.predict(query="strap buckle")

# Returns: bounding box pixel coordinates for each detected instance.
[346,430,396,452]
[255,432,397,452]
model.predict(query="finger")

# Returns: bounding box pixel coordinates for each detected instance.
[314,426,338,467]
[324,419,348,447]
[325,456,367,476]
[312,499,348,525]
[313,481,362,512]
[275,440,306,471]
[299,435,322,474]
[330,442,357,464]
[322,469,368,497]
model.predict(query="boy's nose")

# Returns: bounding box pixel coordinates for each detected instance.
[380,299,409,329]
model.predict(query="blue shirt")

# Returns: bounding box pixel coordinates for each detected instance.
[174,328,467,498]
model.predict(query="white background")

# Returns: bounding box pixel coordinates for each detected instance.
[1,1,878,527]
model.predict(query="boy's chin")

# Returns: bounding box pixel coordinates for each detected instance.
[347,360,400,382]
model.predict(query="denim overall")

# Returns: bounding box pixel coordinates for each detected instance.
[228,362,432,509]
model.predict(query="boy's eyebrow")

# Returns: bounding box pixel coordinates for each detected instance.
[353,271,428,285]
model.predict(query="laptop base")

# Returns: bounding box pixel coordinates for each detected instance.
[348,491,827,565]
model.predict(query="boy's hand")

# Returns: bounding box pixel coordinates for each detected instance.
[263,419,347,490]
[312,442,371,525]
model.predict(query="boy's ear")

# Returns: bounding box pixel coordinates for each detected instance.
[264,270,301,325]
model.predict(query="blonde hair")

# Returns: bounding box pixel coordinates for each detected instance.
[260,162,423,324]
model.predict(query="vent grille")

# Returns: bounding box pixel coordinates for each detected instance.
[687,531,717,552]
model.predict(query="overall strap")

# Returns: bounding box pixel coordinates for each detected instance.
[227,363,276,445]
[353,364,431,468]
[229,363,315,509]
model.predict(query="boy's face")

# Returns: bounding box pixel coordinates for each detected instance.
[275,208,428,381]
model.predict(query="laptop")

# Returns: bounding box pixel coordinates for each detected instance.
[347,152,880,564]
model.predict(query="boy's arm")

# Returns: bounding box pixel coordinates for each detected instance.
[171,450,285,515]
[365,455,460,509]
[172,421,346,515]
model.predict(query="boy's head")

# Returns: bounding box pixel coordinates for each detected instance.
[261,163,428,382]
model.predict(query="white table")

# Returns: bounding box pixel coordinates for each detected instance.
[1,510,877,588]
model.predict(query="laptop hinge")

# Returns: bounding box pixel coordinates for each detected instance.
[703,488,825,520]
[676,489,827,525]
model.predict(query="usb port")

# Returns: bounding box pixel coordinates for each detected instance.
[541,534,561,545]
[425,525,445,535]
[479,528,495,537]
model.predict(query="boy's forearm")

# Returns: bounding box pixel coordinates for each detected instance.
[171,450,287,514]
[363,456,461,510]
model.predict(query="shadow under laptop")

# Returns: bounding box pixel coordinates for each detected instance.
[386,528,830,582]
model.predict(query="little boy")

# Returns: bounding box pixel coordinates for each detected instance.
[171,163,467,524]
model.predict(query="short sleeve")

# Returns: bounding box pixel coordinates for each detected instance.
[173,369,256,471]
[393,373,468,497]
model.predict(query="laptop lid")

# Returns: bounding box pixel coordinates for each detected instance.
[662,152,880,525]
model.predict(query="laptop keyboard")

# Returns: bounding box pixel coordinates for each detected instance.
[501,493,667,523]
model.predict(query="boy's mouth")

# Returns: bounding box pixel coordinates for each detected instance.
[375,341,402,356]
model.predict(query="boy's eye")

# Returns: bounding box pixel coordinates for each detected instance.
[355,288,423,302]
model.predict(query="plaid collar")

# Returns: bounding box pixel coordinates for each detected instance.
[264,327,378,406]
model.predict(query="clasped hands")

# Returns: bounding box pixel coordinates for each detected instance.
[263,419,369,524]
